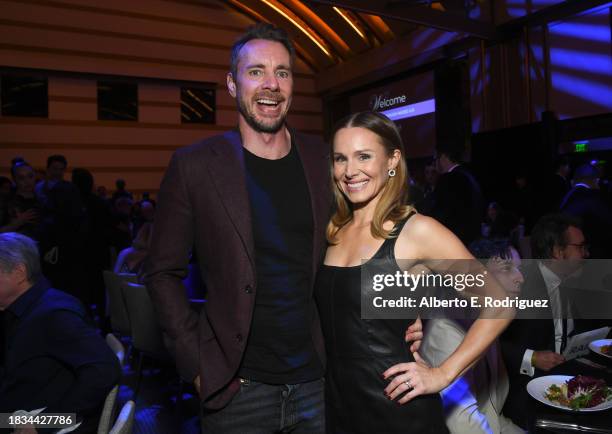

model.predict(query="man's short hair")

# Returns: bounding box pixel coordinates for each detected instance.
[531,213,582,259]
[435,144,463,164]
[230,23,295,78]
[47,154,67,169]
[0,232,42,282]
[469,238,513,262]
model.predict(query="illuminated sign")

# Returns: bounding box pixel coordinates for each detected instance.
[380,98,436,121]
[372,94,407,110]
[574,143,588,152]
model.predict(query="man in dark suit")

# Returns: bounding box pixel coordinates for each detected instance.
[430,146,485,246]
[561,163,612,259]
[144,23,424,434]
[542,156,571,214]
[0,232,120,433]
[143,23,331,433]
[501,214,588,428]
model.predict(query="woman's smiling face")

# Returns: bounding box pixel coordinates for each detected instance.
[333,126,399,206]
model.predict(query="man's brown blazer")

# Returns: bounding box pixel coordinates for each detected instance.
[143,129,330,409]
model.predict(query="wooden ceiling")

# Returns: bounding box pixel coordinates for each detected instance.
[220,0,491,71]
[217,0,608,73]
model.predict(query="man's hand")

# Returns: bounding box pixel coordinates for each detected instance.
[194,375,201,397]
[405,317,423,353]
[532,351,565,371]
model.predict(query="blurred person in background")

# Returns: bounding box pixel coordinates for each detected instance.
[35,154,68,208]
[112,178,132,203]
[72,168,112,318]
[421,238,525,434]
[0,232,120,433]
[1,159,41,239]
[114,221,153,276]
[501,213,589,428]
[561,163,612,259]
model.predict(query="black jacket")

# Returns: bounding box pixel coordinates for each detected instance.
[430,165,485,246]
[0,279,120,432]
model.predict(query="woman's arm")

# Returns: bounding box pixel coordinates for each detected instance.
[383,215,514,403]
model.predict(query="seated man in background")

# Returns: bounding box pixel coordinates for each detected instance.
[501,213,588,428]
[0,232,120,433]
[421,238,525,434]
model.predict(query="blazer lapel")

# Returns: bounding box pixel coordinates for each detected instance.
[206,130,255,271]
[293,130,331,286]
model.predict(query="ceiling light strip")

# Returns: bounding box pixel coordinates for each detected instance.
[260,0,333,58]
[332,7,367,41]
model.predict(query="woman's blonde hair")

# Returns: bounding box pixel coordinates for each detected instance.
[327,111,414,244]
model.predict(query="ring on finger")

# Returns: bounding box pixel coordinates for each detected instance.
[404,378,412,389]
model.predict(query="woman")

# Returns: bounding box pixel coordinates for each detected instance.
[0,159,40,238]
[314,111,513,433]
[421,238,525,434]
[114,221,153,275]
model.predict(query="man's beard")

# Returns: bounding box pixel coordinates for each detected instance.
[237,92,288,134]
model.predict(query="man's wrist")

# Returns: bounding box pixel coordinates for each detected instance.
[531,351,537,367]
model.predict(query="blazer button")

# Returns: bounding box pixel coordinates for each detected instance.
[236,333,243,343]
[245,285,253,294]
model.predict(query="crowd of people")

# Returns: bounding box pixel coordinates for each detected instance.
[0,158,156,317]
[1,21,611,434]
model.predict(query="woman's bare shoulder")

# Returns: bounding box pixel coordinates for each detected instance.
[398,213,448,240]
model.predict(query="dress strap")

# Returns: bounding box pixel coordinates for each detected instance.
[373,210,417,261]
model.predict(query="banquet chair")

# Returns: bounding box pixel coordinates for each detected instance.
[121,282,172,399]
[103,271,137,337]
[97,333,127,434]
[108,401,135,434]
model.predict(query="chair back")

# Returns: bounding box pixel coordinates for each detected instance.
[121,282,170,360]
[103,271,137,336]
[105,333,125,367]
[97,385,119,434]
[108,400,135,434]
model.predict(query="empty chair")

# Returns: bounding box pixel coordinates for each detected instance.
[122,282,171,398]
[108,400,135,434]
[103,271,137,336]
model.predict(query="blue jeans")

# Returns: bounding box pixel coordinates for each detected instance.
[201,377,325,434]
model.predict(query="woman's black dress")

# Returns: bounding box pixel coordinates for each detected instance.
[314,217,448,434]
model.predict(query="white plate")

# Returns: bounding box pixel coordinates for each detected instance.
[589,339,612,359]
[526,375,612,412]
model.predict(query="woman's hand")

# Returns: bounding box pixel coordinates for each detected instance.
[382,352,450,404]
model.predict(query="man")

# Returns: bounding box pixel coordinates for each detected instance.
[144,23,421,433]
[35,154,67,205]
[30,155,83,300]
[561,163,612,259]
[143,24,330,433]
[501,213,588,428]
[429,146,485,246]
[0,232,120,433]
[111,179,132,203]
[542,156,571,214]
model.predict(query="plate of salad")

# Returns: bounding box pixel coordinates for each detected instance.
[589,339,612,359]
[527,375,612,412]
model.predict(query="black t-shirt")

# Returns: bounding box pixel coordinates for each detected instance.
[238,143,323,384]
